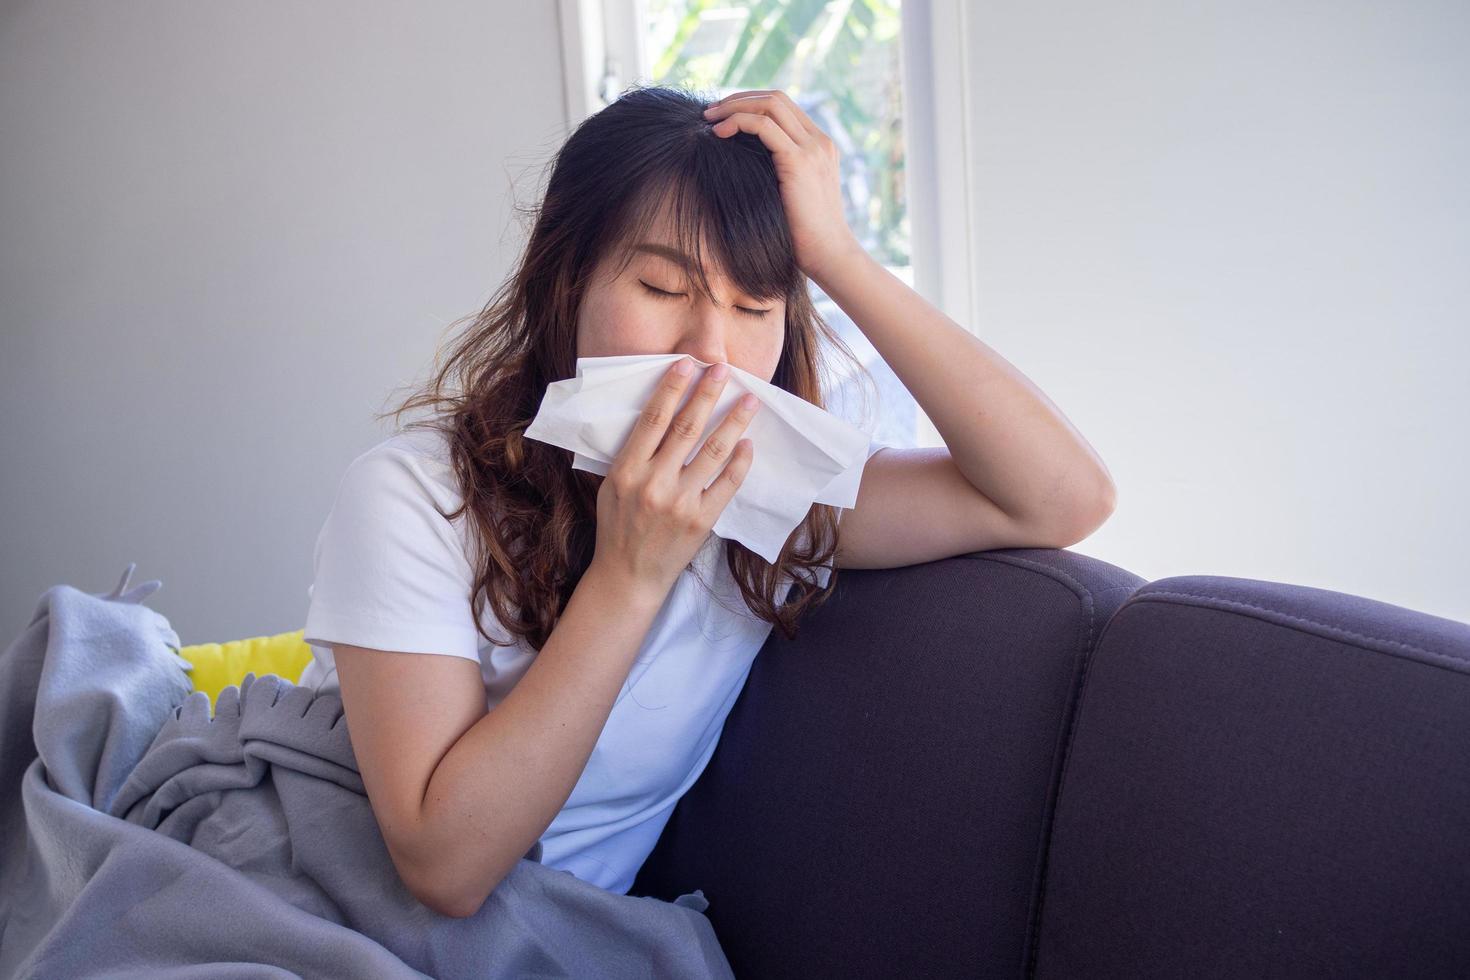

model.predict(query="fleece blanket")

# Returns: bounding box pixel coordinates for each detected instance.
[0,565,734,979]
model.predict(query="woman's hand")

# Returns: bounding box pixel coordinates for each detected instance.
[591,357,761,596]
[703,90,862,284]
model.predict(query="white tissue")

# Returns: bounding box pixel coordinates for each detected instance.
[522,353,876,564]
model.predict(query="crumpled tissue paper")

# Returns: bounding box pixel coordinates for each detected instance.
[522,353,879,564]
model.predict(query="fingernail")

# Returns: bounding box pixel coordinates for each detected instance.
[703,106,716,115]
[741,393,758,410]
[709,362,729,380]
[674,359,692,375]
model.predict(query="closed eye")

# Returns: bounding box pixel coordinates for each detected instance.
[639,280,772,319]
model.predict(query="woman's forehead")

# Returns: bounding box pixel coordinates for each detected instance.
[603,191,790,302]
[629,205,709,265]
[609,228,732,284]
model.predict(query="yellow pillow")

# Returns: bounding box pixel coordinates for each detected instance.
[177,628,314,709]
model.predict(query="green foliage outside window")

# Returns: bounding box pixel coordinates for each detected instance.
[644,0,909,269]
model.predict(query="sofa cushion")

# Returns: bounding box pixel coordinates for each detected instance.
[1034,575,1470,977]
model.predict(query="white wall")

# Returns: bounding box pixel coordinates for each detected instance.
[962,1,1469,623]
[3,1,1465,643]
[0,1,569,642]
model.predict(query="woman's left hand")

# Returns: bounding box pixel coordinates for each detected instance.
[703,90,861,283]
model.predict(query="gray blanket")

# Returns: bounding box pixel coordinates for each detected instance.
[0,565,735,979]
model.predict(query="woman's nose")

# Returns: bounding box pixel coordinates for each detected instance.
[674,355,726,380]
[674,328,728,371]
[669,292,743,368]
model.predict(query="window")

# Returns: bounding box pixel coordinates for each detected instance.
[561,0,977,448]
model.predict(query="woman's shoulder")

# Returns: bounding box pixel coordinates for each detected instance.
[305,424,496,664]
[340,426,462,508]
[351,424,452,472]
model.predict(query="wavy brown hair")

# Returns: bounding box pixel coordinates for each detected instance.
[378,84,877,653]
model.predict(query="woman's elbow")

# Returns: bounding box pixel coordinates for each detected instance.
[409,868,493,920]
[396,847,498,920]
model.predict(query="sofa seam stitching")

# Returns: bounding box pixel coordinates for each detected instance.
[1027,605,1115,974]
[967,552,1126,978]
[1135,589,1470,670]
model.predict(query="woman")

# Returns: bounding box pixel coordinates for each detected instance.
[300,85,1117,917]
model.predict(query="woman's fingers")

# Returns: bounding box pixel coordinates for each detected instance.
[697,430,755,524]
[683,388,760,499]
[621,358,699,464]
[706,110,802,159]
[704,91,816,146]
[707,90,823,139]
[651,361,731,476]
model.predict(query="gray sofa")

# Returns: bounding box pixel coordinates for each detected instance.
[631,547,1470,978]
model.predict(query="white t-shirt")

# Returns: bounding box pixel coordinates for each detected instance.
[301,425,889,895]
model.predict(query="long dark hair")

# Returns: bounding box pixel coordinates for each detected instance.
[380,84,876,652]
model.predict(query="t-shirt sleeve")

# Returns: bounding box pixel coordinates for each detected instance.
[817,436,896,587]
[303,448,483,662]
[834,436,894,526]
[864,435,896,461]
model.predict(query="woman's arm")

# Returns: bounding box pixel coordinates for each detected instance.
[704,91,1117,543]
[810,242,1117,536]
[335,560,667,918]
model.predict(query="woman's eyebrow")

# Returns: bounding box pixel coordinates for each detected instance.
[631,242,695,270]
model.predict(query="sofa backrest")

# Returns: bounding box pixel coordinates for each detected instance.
[1033,575,1470,978]
[634,547,1143,979]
